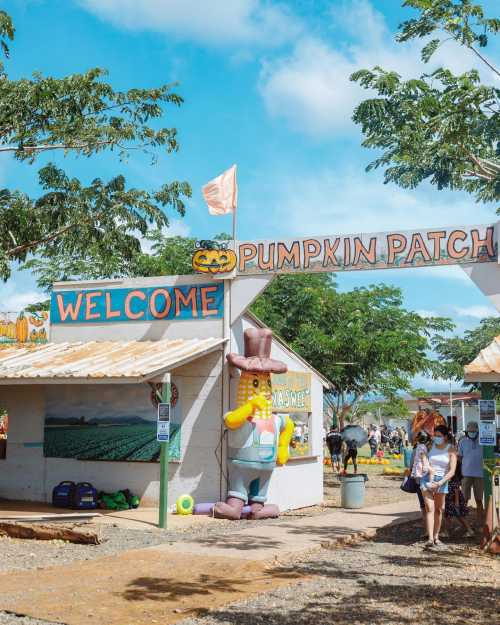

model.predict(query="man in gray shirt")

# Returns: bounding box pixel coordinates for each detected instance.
[458,421,484,521]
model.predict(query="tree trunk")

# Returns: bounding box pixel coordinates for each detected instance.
[0,521,100,544]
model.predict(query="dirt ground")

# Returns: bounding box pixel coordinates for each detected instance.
[3,465,494,625]
[0,466,406,573]
[180,520,499,625]
[323,464,404,509]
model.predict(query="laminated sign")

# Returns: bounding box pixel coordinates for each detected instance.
[479,399,496,421]
[479,421,495,446]
[157,403,170,442]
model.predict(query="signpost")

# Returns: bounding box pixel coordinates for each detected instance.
[158,382,171,529]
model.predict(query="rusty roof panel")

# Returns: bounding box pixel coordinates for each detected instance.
[0,338,225,382]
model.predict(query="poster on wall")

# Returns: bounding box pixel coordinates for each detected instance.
[271,371,312,413]
[479,399,496,421]
[0,310,49,344]
[43,383,181,462]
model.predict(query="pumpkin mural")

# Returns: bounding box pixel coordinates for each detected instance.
[15,311,29,342]
[0,310,49,344]
[192,240,237,274]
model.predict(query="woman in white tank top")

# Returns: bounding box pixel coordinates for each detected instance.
[421,425,457,550]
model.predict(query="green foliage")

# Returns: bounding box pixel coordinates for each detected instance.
[251,273,337,343]
[10,165,190,286]
[253,275,453,424]
[358,396,411,421]
[398,1,500,55]
[128,233,198,278]
[0,11,191,284]
[0,10,14,66]
[351,0,500,204]
[0,68,183,163]
[433,316,500,392]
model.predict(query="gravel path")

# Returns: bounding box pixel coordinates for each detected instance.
[180,521,499,625]
[1,521,496,625]
[0,467,406,575]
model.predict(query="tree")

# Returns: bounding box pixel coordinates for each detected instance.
[433,316,500,392]
[351,1,499,203]
[251,273,337,343]
[254,275,453,428]
[357,396,411,424]
[0,11,191,283]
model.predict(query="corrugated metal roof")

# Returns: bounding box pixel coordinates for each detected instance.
[464,335,500,381]
[0,338,225,383]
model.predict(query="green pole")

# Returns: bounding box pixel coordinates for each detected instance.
[158,381,171,529]
[480,383,495,504]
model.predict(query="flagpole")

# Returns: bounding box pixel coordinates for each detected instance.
[232,206,237,245]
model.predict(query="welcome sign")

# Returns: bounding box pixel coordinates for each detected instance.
[235,224,497,275]
[51,282,224,324]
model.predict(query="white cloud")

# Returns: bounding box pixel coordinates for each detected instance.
[454,305,499,319]
[415,309,439,318]
[411,374,461,393]
[78,0,301,47]
[260,166,494,236]
[0,289,46,312]
[259,0,495,136]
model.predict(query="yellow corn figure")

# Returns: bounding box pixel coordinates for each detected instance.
[225,371,294,465]
[214,327,293,520]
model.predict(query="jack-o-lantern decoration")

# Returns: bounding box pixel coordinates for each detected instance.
[192,240,237,274]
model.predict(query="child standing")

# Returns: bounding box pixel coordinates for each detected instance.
[410,431,433,517]
[443,461,474,538]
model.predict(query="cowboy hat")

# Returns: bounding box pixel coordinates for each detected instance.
[227,328,288,374]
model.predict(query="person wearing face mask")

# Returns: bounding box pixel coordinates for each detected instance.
[421,425,457,549]
[458,421,484,522]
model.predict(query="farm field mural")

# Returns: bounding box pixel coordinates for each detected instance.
[44,384,181,462]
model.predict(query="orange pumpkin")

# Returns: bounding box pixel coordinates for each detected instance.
[15,311,29,343]
[192,246,237,274]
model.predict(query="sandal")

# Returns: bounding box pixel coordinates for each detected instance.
[424,539,435,549]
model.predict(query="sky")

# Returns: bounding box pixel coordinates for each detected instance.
[1,0,499,389]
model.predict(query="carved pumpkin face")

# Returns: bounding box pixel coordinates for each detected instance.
[192,248,237,274]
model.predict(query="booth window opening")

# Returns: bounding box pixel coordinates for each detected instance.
[289,412,311,458]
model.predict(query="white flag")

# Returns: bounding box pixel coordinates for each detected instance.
[202,164,238,215]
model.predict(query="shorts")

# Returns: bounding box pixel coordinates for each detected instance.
[227,462,273,504]
[421,474,449,494]
[331,453,342,462]
[462,477,484,505]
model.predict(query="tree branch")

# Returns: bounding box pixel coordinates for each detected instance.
[0,140,114,154]
[468,44,500,79]
[7,223,77,256]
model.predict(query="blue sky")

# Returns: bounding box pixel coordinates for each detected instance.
[1,1,499,387]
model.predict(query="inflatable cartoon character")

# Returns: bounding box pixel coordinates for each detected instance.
[214,328,294,520]
[412,407,447,439]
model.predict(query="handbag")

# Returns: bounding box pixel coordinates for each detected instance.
[400,475,418,494]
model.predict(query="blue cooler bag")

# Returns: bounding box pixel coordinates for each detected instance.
[72,482,98,509]
[52,481,76,508]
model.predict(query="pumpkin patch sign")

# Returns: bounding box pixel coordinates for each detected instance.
[0,310,49,344]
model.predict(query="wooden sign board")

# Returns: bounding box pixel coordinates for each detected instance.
[272,371,312,413]
[235,224,497,276]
